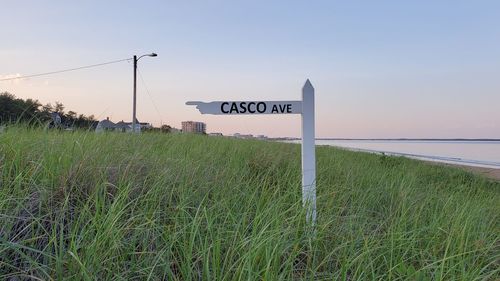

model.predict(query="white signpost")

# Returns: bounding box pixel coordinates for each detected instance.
[186,80,316,224]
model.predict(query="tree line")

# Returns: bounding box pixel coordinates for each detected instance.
[0,92,97,129]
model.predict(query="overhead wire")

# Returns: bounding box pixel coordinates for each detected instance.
[1,57,163,127]
[0,58,132,82]
[137,67,164,126]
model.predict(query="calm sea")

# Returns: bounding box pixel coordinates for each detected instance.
[290,140,500,169]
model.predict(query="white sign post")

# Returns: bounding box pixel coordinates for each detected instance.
[301,80,316,224]
[186,80,316,224]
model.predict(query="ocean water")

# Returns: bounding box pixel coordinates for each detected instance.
[292,140,500,169]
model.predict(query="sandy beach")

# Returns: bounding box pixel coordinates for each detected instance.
[458,165,500,181]
[432,162,500,181]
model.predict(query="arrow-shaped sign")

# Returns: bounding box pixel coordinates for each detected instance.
[186,101,302,115]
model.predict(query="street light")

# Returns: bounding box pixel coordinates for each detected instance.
[133,53,157,133]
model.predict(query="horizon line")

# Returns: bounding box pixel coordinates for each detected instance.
[271,137,500,141]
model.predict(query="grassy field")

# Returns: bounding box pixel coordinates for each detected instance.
[0,127,499,280]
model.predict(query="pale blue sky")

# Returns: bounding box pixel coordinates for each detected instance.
[1,0,499,138]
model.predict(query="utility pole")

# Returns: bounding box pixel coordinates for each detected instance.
[132,53,157,133]
[132,55,137,133]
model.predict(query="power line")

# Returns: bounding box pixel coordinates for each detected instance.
[0,58,132,82]
[137,68,164,126]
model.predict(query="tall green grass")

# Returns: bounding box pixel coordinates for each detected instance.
[0,127,499,280]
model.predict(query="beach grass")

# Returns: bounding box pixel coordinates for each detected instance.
[0,127,499,280]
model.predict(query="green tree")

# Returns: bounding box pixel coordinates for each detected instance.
[0,92,43,124]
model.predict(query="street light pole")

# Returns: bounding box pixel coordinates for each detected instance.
[132,53,157,133]
[132,55,137,133]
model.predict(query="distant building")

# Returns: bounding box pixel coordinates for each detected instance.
[209,132,223,137]
[114,120,131,132]
[233,133,254,139]
[96,117,116,132]
[51,112,62,125]
[231,133,267,140]
[182,121,206,134]
[95,117,151,133]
